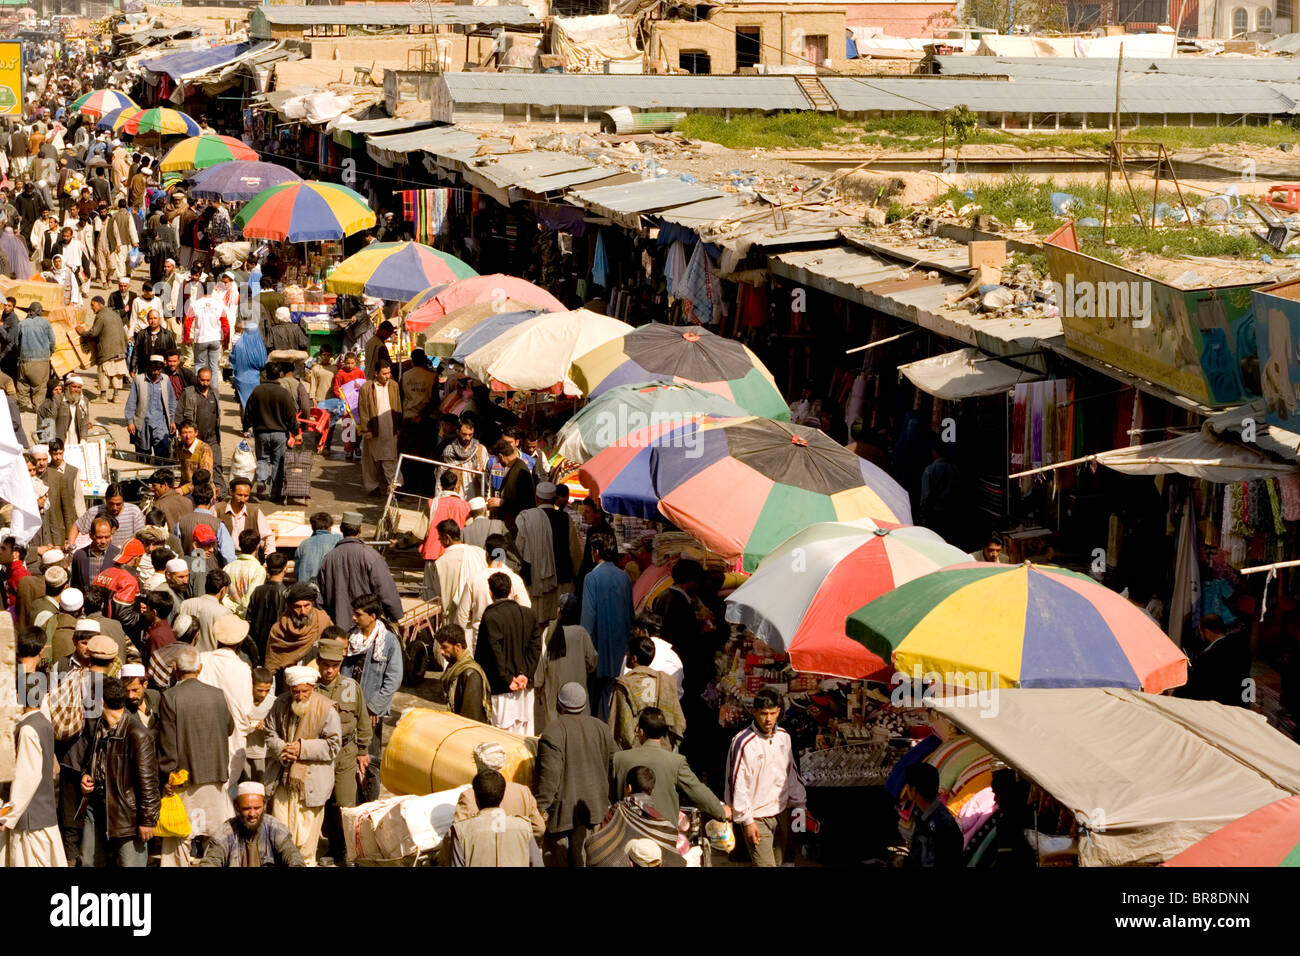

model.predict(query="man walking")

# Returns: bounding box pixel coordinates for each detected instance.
[316,513,403,627]
[316,636,371,865]
[242,365,300,502]
[581,534,632,718]
[436,623,491,723]
[75,295,127,404]
[725,689,806,867]
[358,358,401,497]
[183,281,229,385]
[346,595,403,803]
[124,354,177,458]
[264,666,342,866]
[475,572,541,737]
[514,484,558,627]
[157,644,234,866]
[16,301,54,411]
[535,682,616,867]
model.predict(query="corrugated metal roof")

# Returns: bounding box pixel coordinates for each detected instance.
[512,165,626,196]
[337,116,430,136]
[571,178,723,220]
[440,73,810,111]
[769,246,1060,356]
[365,126,483,157]
[251,3,537,29]
[820,75,1295,114]
[935,55,1300,83]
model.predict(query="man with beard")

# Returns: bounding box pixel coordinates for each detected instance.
[121,662,160,730]
[440,418,488,500]
[263,666,341,865]
[124,354,177,459]
[199,782,305,867]
[161,557,190,624]
[264,583,332,680]
[316,635,371,866]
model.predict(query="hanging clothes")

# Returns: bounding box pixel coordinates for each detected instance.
[592,230,610,288]
[680,240,719,326]
[664,241,688,298]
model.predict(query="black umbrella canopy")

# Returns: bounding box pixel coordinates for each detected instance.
[722,418,867,495]
[620,322,760,382]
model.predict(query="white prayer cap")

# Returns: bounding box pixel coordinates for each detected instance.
[468,496,487,512]
[285,666,318,687]
[59,588,83,613]
[120,663,146,679]
[237,781,265,799]
[74,618,100,634]
[165,257,176,265]
[117,275,129,284]
[165,557,188,574]
[65,374,82,386]
[29,443,49,457]
[40,548,65,566]
[274,306,290,322]
[472,741,507,772]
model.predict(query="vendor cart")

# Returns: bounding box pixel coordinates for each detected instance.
[372,453,484,551]
[394,598,443,686]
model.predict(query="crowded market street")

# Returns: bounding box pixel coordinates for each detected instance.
[0,8,1296,905]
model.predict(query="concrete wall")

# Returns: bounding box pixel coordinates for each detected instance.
[1201,0,1284,35]
[649,5,848,73]
[844,2,956,33]
[305,34,502,72]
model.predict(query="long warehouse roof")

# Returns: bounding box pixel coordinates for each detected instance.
[250,3,537,29]
[933,55,1300,82]
[440,73,814,111]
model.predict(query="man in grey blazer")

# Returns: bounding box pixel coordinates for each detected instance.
[156,645,234,866]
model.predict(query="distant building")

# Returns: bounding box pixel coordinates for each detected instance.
[648,3,849,73]
[1045,0,1283,37]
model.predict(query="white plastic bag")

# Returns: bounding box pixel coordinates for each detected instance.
[230,435,256,482]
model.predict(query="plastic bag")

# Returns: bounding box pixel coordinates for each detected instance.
[128,246,143,269]
[155,770,192,839]
[230,435,256,482]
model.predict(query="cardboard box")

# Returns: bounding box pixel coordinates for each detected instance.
[968,239,1006,272]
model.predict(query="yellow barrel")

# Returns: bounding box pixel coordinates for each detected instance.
[381,708,535,796]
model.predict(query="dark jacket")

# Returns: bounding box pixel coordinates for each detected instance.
[497,459,534,533]
[535,713,617,834]
[1175,633,1252,708]
[474,599,541,696]
[86,305,127,361]
[178,383,220,445]
[316,537,403,626]
[69,711,161,839]
[157,676,234,787]
[131,327,176,375]
[71,541,121,592]
[242,380,300,436]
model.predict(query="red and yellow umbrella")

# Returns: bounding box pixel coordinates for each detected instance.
[1165,795,1300,867]
[119,108,202,137]
[71,89,136,119]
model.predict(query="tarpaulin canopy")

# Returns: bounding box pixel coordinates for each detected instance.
[1010,424,1299,482]
[142,42,259,81]
[898,347,1043,401]
[931,688,1300,866]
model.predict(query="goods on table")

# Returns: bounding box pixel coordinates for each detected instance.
[340,786,468,863]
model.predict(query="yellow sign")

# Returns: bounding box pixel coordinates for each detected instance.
[0,41,21,117]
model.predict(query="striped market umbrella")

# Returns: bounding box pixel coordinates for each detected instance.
[187,160,302,201]
[71,89,136,118]
[450,310,543,364]
[725,521,970,679]
[326,241,477,301]
[234,180,375,242]
[1164,795,1300,867]
[555,380,749,463]
[160,134,259,172]
[97,106,139,131]
[580,417,913,570]
[570,321,788,417]
[845,562,1189,693]
[461,309,631,395]
[119,108,202,137]
[404,274,565,329]
[418,301,543,359]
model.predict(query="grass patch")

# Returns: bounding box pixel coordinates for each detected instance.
[678,112,1300,154]
[938,176,1262,260]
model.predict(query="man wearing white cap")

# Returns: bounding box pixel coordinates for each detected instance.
[461,495,507,553]
[50,586,84,663]
[124,352,177,459]
[199,781,305,867]
[263,666,341,865]
[513,482,562,626]
[121,662,159,730]
[452,741,545,838]
[17,552,62,632]
[199,614,256,790]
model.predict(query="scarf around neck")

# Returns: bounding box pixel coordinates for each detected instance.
[442,652,492,722]
[265,609,329,673]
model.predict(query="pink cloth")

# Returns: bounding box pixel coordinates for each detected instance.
[421,494,471,560]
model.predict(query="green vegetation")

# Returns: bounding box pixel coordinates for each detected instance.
[885,201,908,223]
[678,112,1300,154]
[938,176,1263,261]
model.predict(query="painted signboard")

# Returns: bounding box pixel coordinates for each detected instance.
[1252,279,1300,428]
[1045,239,1263,408]
[0,41,20,117]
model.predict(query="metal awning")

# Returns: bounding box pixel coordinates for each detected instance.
[141,42,266,81]
[899,347,1044,400]
[570,178,722,227]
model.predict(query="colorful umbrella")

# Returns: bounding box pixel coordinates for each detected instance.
[404,274,565,330]
[461,310,631,395]
[419,301,543,359]
[570,322,788,419]
[187,160,302,201]
[234,180,375,243]
[160,134,259,172]
[555,380,749,463]
[449,310,543,364]
[401,284,450,316]
[97,106,139,131]
[119,108,202,137]
[1164,795,1300,867]
[845,562,1189,693]
[71,89,135,119]
[325,242,477,300]
[725,522,969,678]
[580,417,913,570]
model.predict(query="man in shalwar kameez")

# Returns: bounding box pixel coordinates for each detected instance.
[0,673,67,866]
[264,666,341,866]
[357,358,401,497]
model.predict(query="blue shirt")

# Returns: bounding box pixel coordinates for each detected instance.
[293,529,341,587]
[124,375,176,438]
[17,316,55,360]
[581,560,634,679]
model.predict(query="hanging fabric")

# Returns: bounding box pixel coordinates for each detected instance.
[592,229,609,288]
